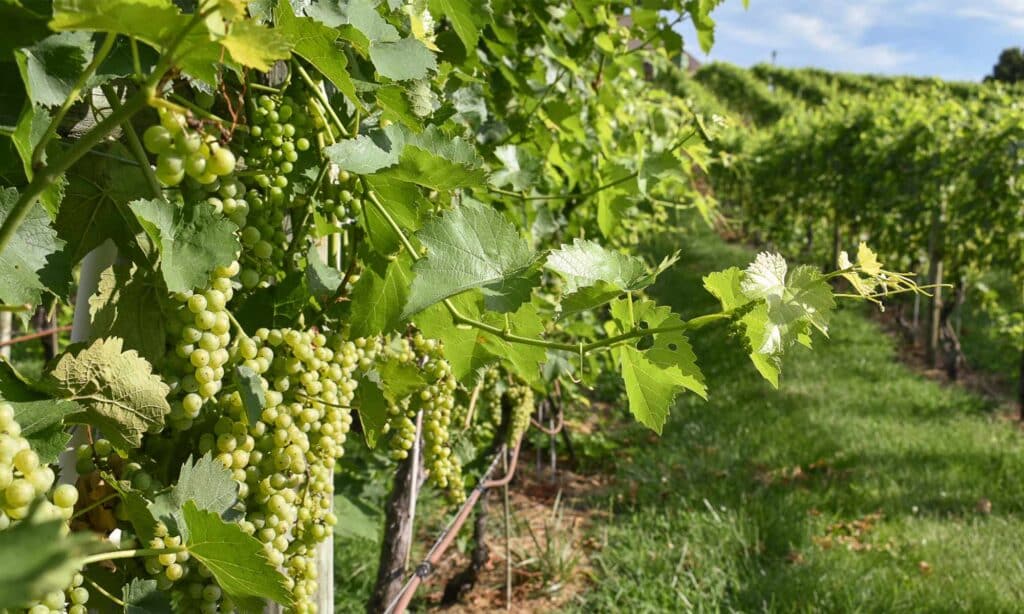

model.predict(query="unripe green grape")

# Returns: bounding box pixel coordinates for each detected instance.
[143,125,173,153]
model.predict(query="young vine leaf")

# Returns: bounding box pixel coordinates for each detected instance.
[181,501,294,612]
[130,198,240,294]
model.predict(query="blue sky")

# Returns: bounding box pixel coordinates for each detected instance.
[676,1,1024,81]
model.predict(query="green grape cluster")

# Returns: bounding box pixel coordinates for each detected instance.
[371,335,465,502]
[143,525,190,587]
[236,93,314,287]
[189,327,363,612]
[165,261,239,430]
[143,108,236,187]
[24,572,89,614]
[505,382,535,444]
[1,403,88,613]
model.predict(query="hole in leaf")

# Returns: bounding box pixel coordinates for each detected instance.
[668,343,678,351]
[639,320,649,330]
[637,335,654,350]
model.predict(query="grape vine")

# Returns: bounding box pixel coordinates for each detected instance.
[0,1,911,612]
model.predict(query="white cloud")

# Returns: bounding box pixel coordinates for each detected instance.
[699,3,915,72]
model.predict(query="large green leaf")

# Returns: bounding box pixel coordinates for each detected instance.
[353,372,387,448]
[610,298,706,398]
[305,243,343,304]
[369,37,436,81]
[14,31,93,107]
[413,292,546,387]
[0,186,69,306]
[275,0,358,103]
[56,142,150,265]
[44,337,170,450]
[9,399,80,464]
[130,198,240,294]
[234,366,266,426]
[0,510,100,610]
[617,345,690,435]
[182,501,293,611]
[347,252,412,337]
[546,239,656,294]
[220,19,292,71]
[405,200,538,316]
[428,0,489,52]
[88,264,167,368]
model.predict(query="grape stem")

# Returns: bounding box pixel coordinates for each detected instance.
[86,577,127,607]
[80,545,185,567]
[71,492,119,519]
[359,179,735,354]
[293,61,351,139]
[0,8,215,257]
[30,32,118,169]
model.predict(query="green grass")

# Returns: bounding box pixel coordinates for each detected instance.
[573,229,1024,613]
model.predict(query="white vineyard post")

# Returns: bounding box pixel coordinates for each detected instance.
[0,311,11,360]
[57,241,118,485]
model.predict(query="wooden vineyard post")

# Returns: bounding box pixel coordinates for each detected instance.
[925,202,946,369]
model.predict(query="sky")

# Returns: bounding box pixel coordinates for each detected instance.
[676,0,1024,81]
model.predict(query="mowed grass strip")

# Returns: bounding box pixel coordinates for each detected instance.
[574,230,1024,613]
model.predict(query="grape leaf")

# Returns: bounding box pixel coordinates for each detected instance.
[374,354,427,402]
[9,399,80,464]
[617,345,691,435]
[44,337,170,450]
[404,200,538,317]
[344,0,399,43]
[609,298,706,399]
[233,271,310,330]
[305,244,343,304]
[130,198,240,293]
[275,0,358,103]
[234,365,266,426]
[14,31,93,107]
[323,130,401,175]
[182,501,293,611]
[0,509,101,610]
[88,264,167,367]
[12,103,66,217]
[546,238,656,294]
[427,0,489,52]
[738,302,781,387]
[149,453,239,538]
[353,372,387,448]
[56,142,150,264]
[123,578,172,614]
[347,252,412,337]
[413,292,546,387]
[325,125,485,190]
[0,1,51,59]
[369,37,437,81]
[703,266,746,311]
[360,174,425,255]
[101,472,159,543]
[378,126,486,190]
[220,19,292,71]
[0,186,70,306]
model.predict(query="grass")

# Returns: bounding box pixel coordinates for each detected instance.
[571,228,1024,613]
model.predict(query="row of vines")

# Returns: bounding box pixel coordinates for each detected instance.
[694,61,1024,407]
[0,1,903,612]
